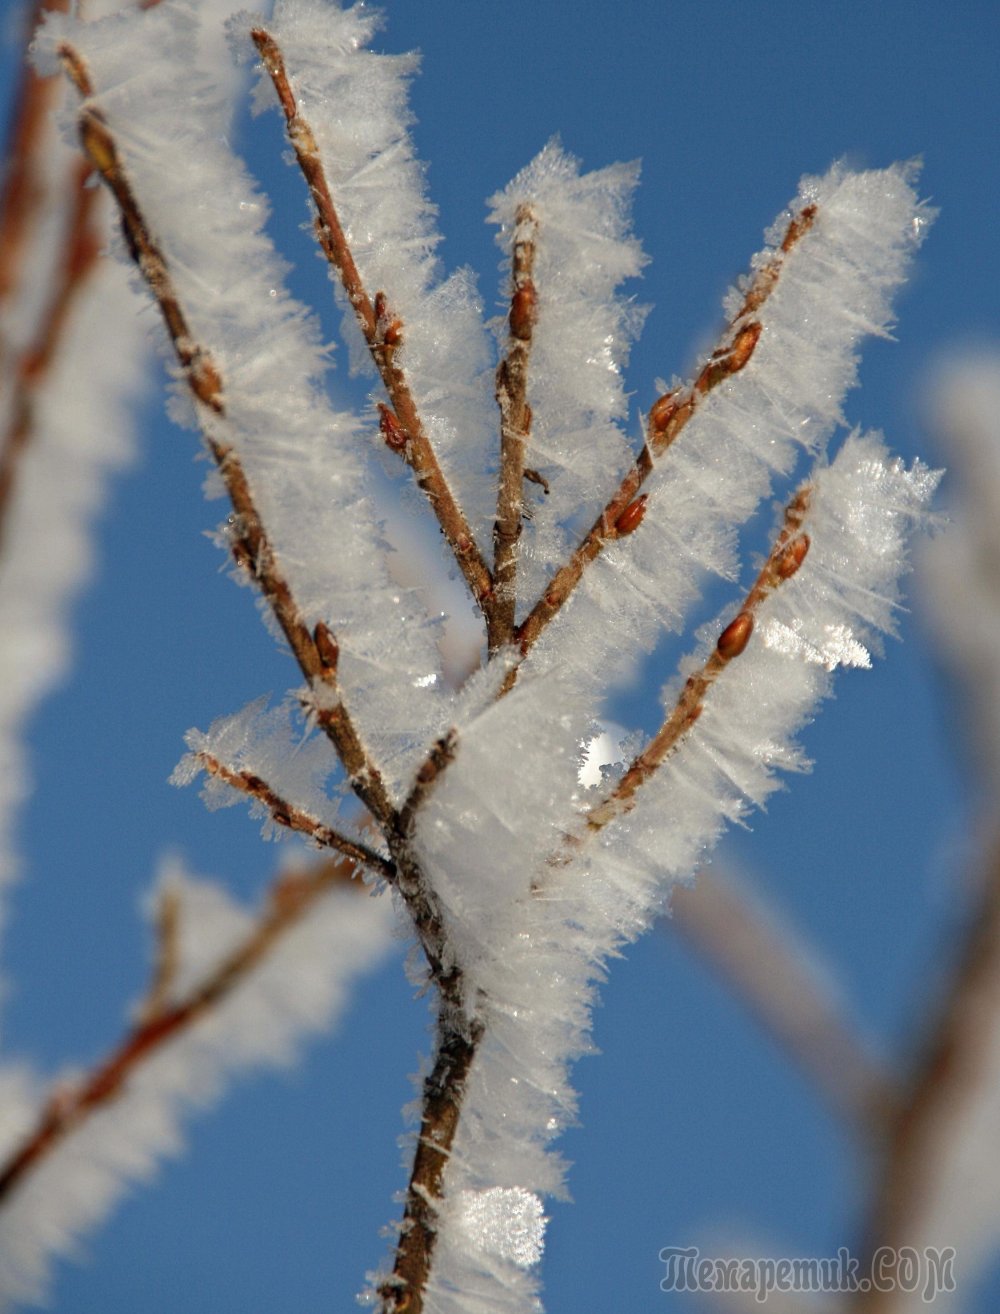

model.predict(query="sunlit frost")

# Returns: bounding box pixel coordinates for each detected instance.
[453,1187,547,1268]
[761,618,871,670]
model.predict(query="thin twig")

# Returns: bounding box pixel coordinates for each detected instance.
[0,852,365,1206]
[194,751,396,881]
[585,486,811,832]
[669,869,900,1136]
[60,44,395,828]
[250,27,495,619]
[510,203,818,671]
[0,158,102,556]
[490,204,539,651]
[0,0,72,321]
[851,836,1000,1311]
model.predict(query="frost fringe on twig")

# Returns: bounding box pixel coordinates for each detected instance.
[0,0,939,1308]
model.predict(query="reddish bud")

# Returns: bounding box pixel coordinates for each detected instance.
[615,494,648,536]
[374,291,403,347]
[717,611,754,660]
[649,390,679,436]
[728,320,762,373]
[775,533,810,579]
[781,204,817,252]
[509,282,537,340]
[313,621,339,672]
[378,404,408,451]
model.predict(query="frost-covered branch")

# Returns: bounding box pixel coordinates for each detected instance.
[847,355,1000,1310]
[587,485,812,831]
[0,0,70,325]
[10,4,938,1309]
[509,202,816,670]
[0,158,101,554]
[251,25,495,617]
[59,40,395,826]
[491,204,539,650]
[852,835,1000,1313]
[0,849,394,1301]
[186,750,395,880]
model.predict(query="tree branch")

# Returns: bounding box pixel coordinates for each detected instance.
[0,0,72,322]
[60,51,484,1311]
[0,157,101,558]
[250,27,495,620]
[510,203,817,670]
[490,203,539,652]
[585,486,811,832]
[192,751,396,882]
[851,835,1000,1311]
[59,43,396,829]
[0,852,365,1207]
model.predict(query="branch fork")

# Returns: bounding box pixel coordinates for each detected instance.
[47,27,842,1314]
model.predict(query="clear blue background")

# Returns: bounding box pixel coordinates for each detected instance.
[1,0,998,1309]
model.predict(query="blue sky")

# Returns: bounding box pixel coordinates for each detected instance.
[2,0,999,1309]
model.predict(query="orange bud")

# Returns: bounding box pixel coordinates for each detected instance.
[728,320,762,372]
[509,282,537,340]
[378,404,408,451]
[776,533,810,579]
[615,495,648,536]
[649,390,679,436]
[313,621,339,672]
[374,291,403,346]
[717,611,754,660]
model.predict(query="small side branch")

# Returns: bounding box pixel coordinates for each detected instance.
[0,852,365,1207]
[193,751,396,882]
[512,203,818,666]
[851,837,1000,1311]
[587,486,812,831]
[490,204,539,651]
[250,27,495,619]
[0,158,101,557]
[0,0,72,319]
[60,44,395,829]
